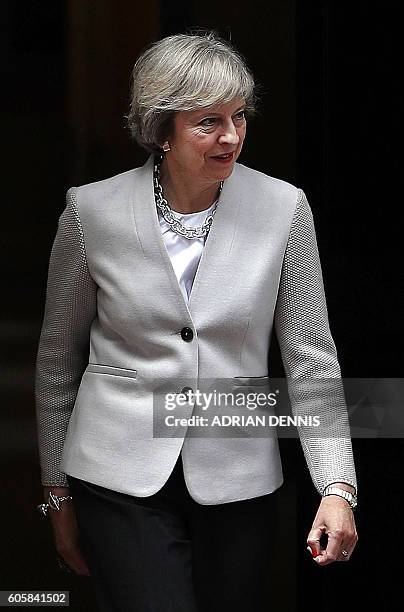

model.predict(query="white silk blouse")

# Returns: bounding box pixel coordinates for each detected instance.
[157,200,218,302]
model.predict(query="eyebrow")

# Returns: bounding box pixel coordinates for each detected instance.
[198,105,246,118]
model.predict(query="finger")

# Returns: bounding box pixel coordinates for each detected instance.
[56,556,73,574]
[71,561,91,576]
[306,544,320,558]
[69,554,91,576]
[337,535,357,562]
[313,545,339,566]
[315,531,343,566]
[307,526,325,558]
[60,550,91,576]
[337,549,351,562]
[311,547,329,565]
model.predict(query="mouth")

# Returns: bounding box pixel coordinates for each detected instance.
[211,152,235,162]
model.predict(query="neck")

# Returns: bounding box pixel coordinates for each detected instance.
[158,157,221,214]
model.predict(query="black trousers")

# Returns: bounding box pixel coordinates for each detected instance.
[67,454,281,612]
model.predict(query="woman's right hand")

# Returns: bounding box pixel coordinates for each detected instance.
[43,487,91,576]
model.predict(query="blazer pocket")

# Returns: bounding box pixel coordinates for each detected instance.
[86,363,138,379]
[233,376,270,386]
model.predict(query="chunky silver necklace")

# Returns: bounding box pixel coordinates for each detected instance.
[153,156,223,240]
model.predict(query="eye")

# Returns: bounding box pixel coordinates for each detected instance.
[200,117,217,127]
[233,110,246,121]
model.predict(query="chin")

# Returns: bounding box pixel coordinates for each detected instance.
[219,163,236,180]
[204,157,237,182]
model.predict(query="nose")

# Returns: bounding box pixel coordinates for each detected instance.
[218,121,240,146]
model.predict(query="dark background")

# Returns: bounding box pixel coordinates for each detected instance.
[1,1,402,610]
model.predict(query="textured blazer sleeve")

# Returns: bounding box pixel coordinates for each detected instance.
[35,187,97,487]
[274,189,357,495]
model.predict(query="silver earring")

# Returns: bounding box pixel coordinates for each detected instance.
[162,141,171,152]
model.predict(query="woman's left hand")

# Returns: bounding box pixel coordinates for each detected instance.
[306,496,358,565]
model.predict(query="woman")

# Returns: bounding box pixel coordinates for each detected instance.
[35,32,358,611]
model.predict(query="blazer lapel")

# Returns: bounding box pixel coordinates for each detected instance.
[187,170,241,320]
[131,155,241,327]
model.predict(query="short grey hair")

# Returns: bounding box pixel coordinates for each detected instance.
[125,32,256,153]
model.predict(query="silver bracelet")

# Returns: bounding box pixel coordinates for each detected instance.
[37,491,73,517]
[322,486,357,511]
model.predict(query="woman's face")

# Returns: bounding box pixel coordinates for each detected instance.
[165,98,247,184]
